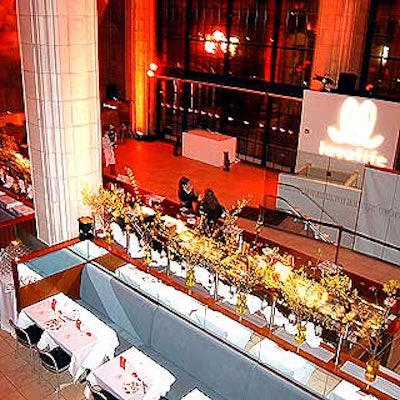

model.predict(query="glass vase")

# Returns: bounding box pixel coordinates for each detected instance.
[185,267,196,287]
[295,322,307,344]
[236,292,248,314]
[365,358,380,383]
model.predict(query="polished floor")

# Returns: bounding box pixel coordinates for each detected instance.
[0,329,85,400]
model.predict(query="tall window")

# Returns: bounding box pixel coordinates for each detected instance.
[275,0,318,86]
[158,0,320,171]
[365,1,400,99]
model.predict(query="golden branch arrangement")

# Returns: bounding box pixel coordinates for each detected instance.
[81,174,398,343]
[0,132,32,192]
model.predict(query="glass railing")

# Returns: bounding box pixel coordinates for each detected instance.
[69,239,397,400]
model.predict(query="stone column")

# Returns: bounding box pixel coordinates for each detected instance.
[311,0,371,90]
[125,0,157,135]
[16,0,101,245]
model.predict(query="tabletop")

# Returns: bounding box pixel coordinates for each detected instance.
[18,292,119,381]
[87,345,176,400]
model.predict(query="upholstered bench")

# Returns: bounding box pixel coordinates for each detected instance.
[78,263,318,400]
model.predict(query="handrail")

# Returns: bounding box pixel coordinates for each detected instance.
[262,194,400,261]
[265,194,333,244]
[276,182,339,225]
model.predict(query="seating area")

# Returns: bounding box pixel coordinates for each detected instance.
[1,231,399,400]
[78,262,318,400]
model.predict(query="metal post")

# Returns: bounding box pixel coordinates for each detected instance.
[269,296,276,330]
[335,227,343,264]
[335,334,344,366]
[147,77,151,135]
[125,226,130,256]
[214,272,219,301]
[165,246,171,276]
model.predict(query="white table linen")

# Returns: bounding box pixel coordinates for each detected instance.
[86,346,176,400]
[192,308,252,349]
[17,263,43,287]
[327,380,377,400]
[182,388,212,400]
[168,260,187,279]
[111,222,127,247]
[17,292,119,381]
[260,305,288,327]
[128,234,145,258]
[161,215,188,235]
[249,338,315,385]
[115,264,205,318]
[194,266,213,290]
[209,282,262,314]
[0,263,42,334]
[182,130,237,167]
[115,264,253,348]
[68,240,109,260]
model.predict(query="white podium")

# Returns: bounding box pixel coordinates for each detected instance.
[182,129,237,167]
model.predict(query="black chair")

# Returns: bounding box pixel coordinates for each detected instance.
[36,346,72,397]
[9,319,43,359]
[87,381,119,400]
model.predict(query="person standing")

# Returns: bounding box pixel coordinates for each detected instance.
[102,126,116,175]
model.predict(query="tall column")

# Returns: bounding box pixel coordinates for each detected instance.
[311,0,371,90]
[125,0,157,135]
[16,0,102,245]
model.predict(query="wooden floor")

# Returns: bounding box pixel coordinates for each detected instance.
[113,138,400,286]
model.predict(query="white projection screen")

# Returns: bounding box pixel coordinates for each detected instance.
[297,90,400,172]
[354,167,400,265]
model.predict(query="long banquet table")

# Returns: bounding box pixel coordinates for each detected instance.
[182,129,237,167]
[17,292,119,381]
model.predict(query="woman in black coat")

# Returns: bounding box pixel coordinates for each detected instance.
[200,189,225,224]
[178,177,201,211]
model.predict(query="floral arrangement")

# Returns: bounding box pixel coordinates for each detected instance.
[0,131,32,198]
[382,279,400,298]
[82,175,394,345]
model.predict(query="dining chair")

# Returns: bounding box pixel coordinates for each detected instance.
[86,381,119,400]
[36,346,72,397]
[8,319,43,360]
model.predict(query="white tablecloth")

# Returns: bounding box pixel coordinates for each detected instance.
[192,308,252,349]
[0,273,15,334]
[0,263,42,334]
[327,380,377,400]
[182,388,212,400]
[340,361,400,400]
[68,240,109,260]
[182,130,237,167]
[249,338,315,385]
[86,346,176,400]
[115,264,253,348]
[115,264,205,318]
[17,292,119,381]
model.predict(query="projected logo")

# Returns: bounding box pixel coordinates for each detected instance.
[319,97,387,167]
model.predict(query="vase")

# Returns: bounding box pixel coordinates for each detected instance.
[185,267,196,287]
[78,216,94,240]
[144,246,152,265]
[236,292,248,314]
[365,358,380,382]
[295,323,307,344]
